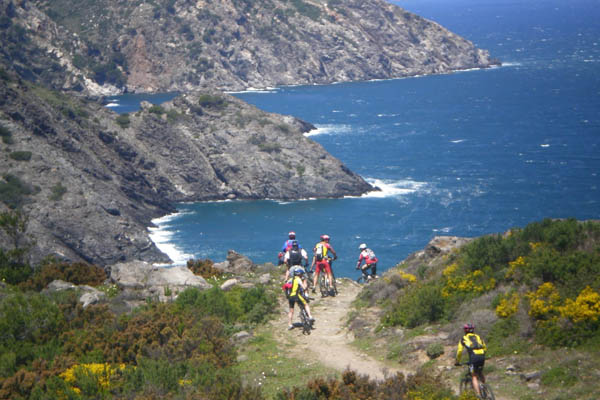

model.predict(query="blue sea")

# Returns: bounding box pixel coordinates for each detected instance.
[109,0,600,279]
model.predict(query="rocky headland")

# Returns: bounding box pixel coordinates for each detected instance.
[0,0,499,267]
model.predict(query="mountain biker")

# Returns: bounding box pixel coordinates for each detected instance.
[455,323,487,397]
[284,240,309,282]
[286,268,315,330]
[279,231,302,265]
[310,234,337,294]
[356,243,378,280]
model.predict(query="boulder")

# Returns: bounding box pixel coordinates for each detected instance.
[213,250,255,274]
[110,260,211,302]
[79,286,106,308]
[221,278,240,291]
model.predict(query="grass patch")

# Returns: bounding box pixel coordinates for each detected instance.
[116,113,130,129]
[235,330,339,398]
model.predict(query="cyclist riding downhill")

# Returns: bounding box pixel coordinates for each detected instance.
[356,243,378,282]
[310,234,337,295]
[283,268,315,330]
[455,323,488,398]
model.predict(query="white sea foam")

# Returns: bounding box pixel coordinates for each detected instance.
[305,124,352,137]
[451,139,466,144]
[540,144,550,148]
[105,102,120,107]
[148,212,193,266]
[361,178,427,198]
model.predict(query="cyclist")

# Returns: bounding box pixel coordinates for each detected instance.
[284,240,309,282]
[278,231,302,265]
[310,234,337,294]
[455,323,487,398]
[356,243,378,280]
[286,268,315,330]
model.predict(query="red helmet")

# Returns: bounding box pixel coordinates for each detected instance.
[463,323,475,333]
[288,231,296,239]
[320,234,330,241]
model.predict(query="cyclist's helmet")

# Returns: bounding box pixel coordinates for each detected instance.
[288,231,296,239]
[291,240,299,249]
[463,323,475,333]
[359,243,367,250]
[293,268,304,276]
[320,234,330,241]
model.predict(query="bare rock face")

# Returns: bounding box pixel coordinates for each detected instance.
[9,0,498,95]
[0,82,372,266]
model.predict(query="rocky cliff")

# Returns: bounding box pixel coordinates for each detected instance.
[8,0,499,95]
[0,72,371,265]
[0,0,499,267]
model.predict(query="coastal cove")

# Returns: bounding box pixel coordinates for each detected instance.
[109,0,600,279]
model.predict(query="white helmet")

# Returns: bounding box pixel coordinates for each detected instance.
[359,243,367,250]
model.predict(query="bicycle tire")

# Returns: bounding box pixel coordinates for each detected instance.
[319,273,328,297]
[331,270,338,296]
[480,383,495,400]
[458,377,470,395]
[299,307,311,335]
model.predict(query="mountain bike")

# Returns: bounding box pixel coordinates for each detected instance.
[458,364,495,400]
[356,264,377,284]
[318,259,337,297]
[298,303,313,335]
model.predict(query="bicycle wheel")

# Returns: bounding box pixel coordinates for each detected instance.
[331,270,338,296]
[319,274,328,297]
[479,383,495,400]
[458,376,470,395]
[299,307,311,335]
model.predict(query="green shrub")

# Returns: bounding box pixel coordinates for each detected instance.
[9,151,32,161]
[0,125,13,144]
[148,105,165,115]
[49,182,67,201]
[383,283,445,328]
[290,0,322,21]
[198,94,227,109]
[541,364,578,387]
[116,113,130,128]
[426,342,444,359]
[0,174,39,209]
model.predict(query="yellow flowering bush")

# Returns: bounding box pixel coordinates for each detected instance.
[60,363,127,393]
[399,270,417,283]
[527,282,562,319]
[505,256,527,279]
[558,286,600,323]
[442,268,496,298]
[496,292,520,318]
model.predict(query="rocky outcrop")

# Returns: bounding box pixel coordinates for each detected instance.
[11,0,499,95]
[110,260,212,302]
[0,77,371,266]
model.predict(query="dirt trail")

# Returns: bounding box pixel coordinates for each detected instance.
[273,278,408,380]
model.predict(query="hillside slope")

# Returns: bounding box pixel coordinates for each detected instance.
[7,0,500,94]
[0,76,371,265]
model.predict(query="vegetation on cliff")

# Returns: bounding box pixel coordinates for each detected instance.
[350,218,600,399]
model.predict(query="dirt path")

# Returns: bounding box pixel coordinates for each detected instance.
[273,278,407,380]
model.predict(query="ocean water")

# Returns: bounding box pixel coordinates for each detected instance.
[129,0,599,279]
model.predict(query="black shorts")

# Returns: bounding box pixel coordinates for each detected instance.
[288,294,308,308]
[469,354,485,375]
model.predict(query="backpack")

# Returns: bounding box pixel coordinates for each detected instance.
[289,248,302,265]
[462,334,484,354]
[366,248,376,260]
[315,242,328,261]
[282,280,293,298]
